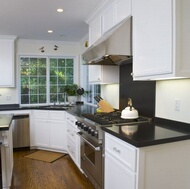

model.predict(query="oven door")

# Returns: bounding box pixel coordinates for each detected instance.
[77,132,102,189]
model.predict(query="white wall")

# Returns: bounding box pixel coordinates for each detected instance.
[0,39,80,104]
[101,84,119,109]
[156,79,190,123]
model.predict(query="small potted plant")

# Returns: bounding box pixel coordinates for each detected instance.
[64,84,78,104]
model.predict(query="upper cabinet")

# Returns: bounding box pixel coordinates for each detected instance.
[86,0,132,47]
[89,65,119,84]
[132,0,190,80]
[89,16,102,46]
[0,35,17,87]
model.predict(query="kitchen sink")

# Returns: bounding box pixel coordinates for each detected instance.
[40,104,73,110]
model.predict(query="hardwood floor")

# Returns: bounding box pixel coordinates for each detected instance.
[11,149,95,189]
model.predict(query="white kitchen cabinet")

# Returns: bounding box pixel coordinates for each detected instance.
[132,0,190,80]
[0,122,13,189]
[89,65,119,84]
[104,132,190,189]
[115,0,131,24]
[104,132,136,189]
[86,0,131,46]
[0,35,17,87]
[101,3,115,34]
[66,112,81,171]
[89,16,102,46]
[33,110,67,152]
[105,153,136,189]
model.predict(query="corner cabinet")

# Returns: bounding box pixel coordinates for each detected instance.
[0,35,17,87]
[132,0,190,80]
[89,65,119,84]
[32,110,67,152]
[104,132,190,189]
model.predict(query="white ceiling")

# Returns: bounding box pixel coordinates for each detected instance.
[0,0,104,42]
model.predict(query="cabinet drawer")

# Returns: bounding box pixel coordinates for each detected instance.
[66,113,77,128]
[34,111,48,119]
[49,111,66,121]
[105,133,136,172]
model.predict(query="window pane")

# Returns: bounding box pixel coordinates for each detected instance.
[21,95,29,104]
[50,94,57,103]
[50,86,57,93]
[50,59,57,68]
[66,59,73,67]
[39,67,46,75]
[58,59,65,67]
[39,95,46,103]
[39,86,46,94]
[21,86,29,94]
[21,67,30,76]
[66,68,73,77]
[30,95,38,104]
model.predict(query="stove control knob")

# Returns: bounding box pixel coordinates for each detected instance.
[76,121,81,127]
[94,131,98,138]
[88,127,92,134]
[91,129,95,136]
[83,125,88,131]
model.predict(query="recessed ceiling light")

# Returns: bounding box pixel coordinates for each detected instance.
[48,30,53,33]
[57,8,63,13]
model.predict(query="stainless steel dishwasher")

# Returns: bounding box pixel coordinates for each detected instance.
[12,114,30,149]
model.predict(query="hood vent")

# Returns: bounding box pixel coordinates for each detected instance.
[82,17,132,66]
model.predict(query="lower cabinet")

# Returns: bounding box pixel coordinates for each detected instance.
[33,110,67,152]
[104,132,136,189]
[0,122,13,189]
[66,112,81,171]
[104,132,190,189]
[104,153,135,189]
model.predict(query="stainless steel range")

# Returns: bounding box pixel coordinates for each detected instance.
[76,111,150,189]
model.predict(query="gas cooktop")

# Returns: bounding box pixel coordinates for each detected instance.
[81,112,151,125]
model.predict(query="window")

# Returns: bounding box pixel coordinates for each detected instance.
[20,56,74,105]
[49,58,74,103]
[80,61,101,105]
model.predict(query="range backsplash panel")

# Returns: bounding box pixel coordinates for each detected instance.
[119,63,156,118]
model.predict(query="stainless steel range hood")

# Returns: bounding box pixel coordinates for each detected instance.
[82,17,132,66]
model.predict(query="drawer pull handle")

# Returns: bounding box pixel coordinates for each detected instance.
[113,147,121,154]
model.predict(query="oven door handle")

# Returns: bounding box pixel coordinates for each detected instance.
[77,132,101,151]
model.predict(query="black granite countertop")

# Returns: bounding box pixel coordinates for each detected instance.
[1,104,190,148]
[102,117,190,147]
[0,103,97,114]
[0,114,13,131]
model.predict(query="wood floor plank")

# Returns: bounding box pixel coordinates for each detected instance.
[11,150,95,189]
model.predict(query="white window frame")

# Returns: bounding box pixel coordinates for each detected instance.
[18,55,78,106]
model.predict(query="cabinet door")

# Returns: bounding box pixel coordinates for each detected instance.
[132,0,173,79]
[102,3,115,34]
[1,123,13,188]
[88,65,102,83]
[0,38,15,87]
[49,121,67,151]
[89,16,102,46]
[35,119,49,148]
[104,153,136,189]
[115,0,132,24]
